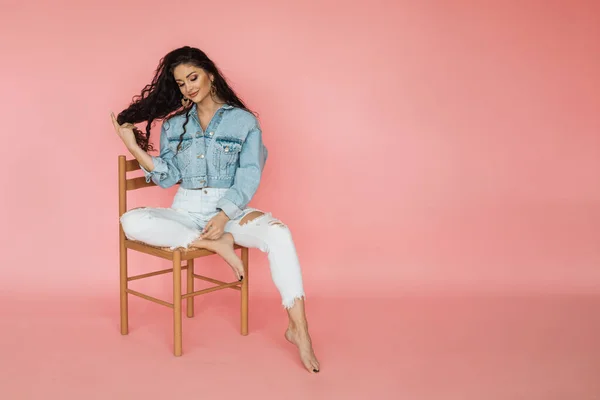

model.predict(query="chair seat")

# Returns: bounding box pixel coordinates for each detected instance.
[124,239,245,261]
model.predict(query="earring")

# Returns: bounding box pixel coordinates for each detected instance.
[181,97,191,107]
[210,82,217,96]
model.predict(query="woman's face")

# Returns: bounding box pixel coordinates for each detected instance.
[173,63,213,104]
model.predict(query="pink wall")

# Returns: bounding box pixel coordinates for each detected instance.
[1,0,599,296]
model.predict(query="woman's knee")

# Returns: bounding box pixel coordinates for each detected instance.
[229,212,294,250]
[120,208,151,237]
[263,218,294,247]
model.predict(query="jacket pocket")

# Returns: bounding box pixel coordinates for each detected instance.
[212,137,242,171]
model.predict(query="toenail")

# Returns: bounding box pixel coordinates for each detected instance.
[313,369,319,373]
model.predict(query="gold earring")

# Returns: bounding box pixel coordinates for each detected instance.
[181,97,191,107]
[210,82,216,96]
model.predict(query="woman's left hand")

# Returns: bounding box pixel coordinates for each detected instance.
[201,212,230,240]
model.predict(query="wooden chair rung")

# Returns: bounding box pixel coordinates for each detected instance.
[126,289,173,308]
[126,176,156,191]
[182,281,242,299]
[128,265,189,281]
[125,159,141,172]
[194,274,242,291]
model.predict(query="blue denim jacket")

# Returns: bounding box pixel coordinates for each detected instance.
[142,104,268,219]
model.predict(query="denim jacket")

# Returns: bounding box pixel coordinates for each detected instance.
[141,104,268,220]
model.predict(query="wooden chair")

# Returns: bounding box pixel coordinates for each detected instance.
[118,155,249,356]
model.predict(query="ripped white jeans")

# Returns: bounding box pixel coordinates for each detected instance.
[120,187,305,309]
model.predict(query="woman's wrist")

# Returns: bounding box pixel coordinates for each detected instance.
[217,210,231,221]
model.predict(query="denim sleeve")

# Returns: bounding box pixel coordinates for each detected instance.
[217,123,268,219]
[139,123,181,188]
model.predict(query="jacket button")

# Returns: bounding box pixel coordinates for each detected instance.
[197,154,205,159]
[224,147,229,153]
[209,131,214,136]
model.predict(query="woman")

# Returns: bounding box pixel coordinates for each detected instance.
[111,46,319,373]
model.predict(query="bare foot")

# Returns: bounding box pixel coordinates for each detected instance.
[285,326,320,373]
[190,233,244,280]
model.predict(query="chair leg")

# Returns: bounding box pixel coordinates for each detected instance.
[241,247,249,336]
[119,234,129,335]
[186,259,195,318]
[173,250,182,356]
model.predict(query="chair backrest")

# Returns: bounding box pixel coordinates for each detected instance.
[118,155,157,217]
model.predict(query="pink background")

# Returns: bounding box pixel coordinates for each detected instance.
[1,1,599,398]
[1,0,598,296]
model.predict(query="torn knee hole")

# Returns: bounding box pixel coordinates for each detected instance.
[239,211,265,226]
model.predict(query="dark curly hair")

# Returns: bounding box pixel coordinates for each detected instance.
[117,46,251,152]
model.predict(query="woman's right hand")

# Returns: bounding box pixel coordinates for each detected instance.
[111,112,138,150]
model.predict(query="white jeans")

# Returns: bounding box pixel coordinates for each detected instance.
[120,187,305,309]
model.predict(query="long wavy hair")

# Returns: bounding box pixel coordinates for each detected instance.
[117,46,251,152]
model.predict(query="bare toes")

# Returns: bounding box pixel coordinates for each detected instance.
[310,358,320,372]
[285,329,320,373]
